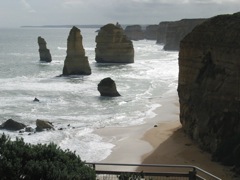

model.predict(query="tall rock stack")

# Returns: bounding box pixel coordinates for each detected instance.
[95,23,134,63]
[178,12,240,166]
[38,36,52,62]
[62,26,91,75]
[145,25,158,40]
[124,25,144,40]
[156,21,170,44]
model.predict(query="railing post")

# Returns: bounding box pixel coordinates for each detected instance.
[189,168,197,180]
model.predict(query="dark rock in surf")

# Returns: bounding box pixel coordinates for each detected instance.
[98,77,120,97]
[0,119,26,131]
[33,97,40,102]
[38,36,52,62]
[36,119,54,132]
[62,26,91,75]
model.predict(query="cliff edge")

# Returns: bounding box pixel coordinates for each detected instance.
[178,12,240,167]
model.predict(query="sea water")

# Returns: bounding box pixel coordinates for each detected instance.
[0,27,178,162]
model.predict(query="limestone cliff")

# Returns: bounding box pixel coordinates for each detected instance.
[164,19,206,51]
[95,24,134,63]
[124,25,144,40]
[156,21,170,44]
[145,25,158,40]
[178,12,240,166]
[38,36,52,62]
[62,26,91,75]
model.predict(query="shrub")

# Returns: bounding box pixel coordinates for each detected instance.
[0,134,95,180]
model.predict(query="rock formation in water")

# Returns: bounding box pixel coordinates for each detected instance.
[62,26,91,75]
[98,77,120,97]
[36,119,54,132]
[95,24,134,63]
[178,12,240,167]
[124,25,145,40]
[156,21,170,44]
[38,36,52,62]
[145,25,158,40]
[0,119,26,131]
[163,19,206,51]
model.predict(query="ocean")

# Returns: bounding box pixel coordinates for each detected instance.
[0,27,178,162]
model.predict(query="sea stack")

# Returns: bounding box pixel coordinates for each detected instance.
[38,36,52,62]
[95,23,134,63]
[124,25,145,40]
[62,26,91,75]
[178,12,240,166]
[98,77,120,97]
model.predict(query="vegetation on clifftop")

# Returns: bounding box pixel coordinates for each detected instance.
[0,134,95,180]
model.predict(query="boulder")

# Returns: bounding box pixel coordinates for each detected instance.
[38,36,52,62]
[0,119,26,131]
[95,23,134,63]
[178,12,240,165]
[163,19,206,50]
[124,25,145,40]
[145,25,158,40]
[36,119,54,132]
[98,77,120,97]
[62,26,91,75]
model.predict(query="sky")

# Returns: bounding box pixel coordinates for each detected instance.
[0,0,239,27]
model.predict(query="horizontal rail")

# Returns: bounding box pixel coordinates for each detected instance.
[86,162,222,180]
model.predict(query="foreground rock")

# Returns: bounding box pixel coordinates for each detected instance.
[0,119,26,131]
[178,12,240,167]
[95,23,134,63]
[163,19,206,50]
[36,119,54,132]
[38,36,52,62]
[62,26,91,75]
[98,77,120,97]
[124,25,144,40]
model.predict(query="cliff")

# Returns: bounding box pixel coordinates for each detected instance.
[124,25,144,40]
[164,19,206,51]
[62,26,91,75]
[38,36,52,62]
[178,12,240,167]
[156,21,170,44]
[145,25,158,40]
[95,24,134,63]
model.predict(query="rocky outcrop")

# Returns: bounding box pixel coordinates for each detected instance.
[98,77,120,97]
[62,26,91,75]
[163,19,206,51]
[145,25,158,40]
[178,12,240,166]
[38,36,52,62]
[0,119,26,131]
[95,24,134,63]
[156,21,170,44]
[36,119,54,132]
[124,25,145,40]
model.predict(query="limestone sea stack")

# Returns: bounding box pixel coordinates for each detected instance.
[178,12,240,166]
[98,77,120,97]
[124,25,144,40]
[95,24,134,63]
[38,36,52,62]
[156,21,170,44]
[62,26,91,75]
[145,25,158,40]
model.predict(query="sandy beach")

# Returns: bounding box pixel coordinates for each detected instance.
[96,90,235,179]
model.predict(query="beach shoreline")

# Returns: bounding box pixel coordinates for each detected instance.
[95,90,235,178]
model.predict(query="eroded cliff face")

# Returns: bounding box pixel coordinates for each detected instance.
[145,25,158,40]
[178,13,240,165]
[164,19,206,51]
[95,24,134,63]
[62,26,91,75]
[156,22,170,44]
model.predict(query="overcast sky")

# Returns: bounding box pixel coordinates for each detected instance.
[0,0,239,27]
